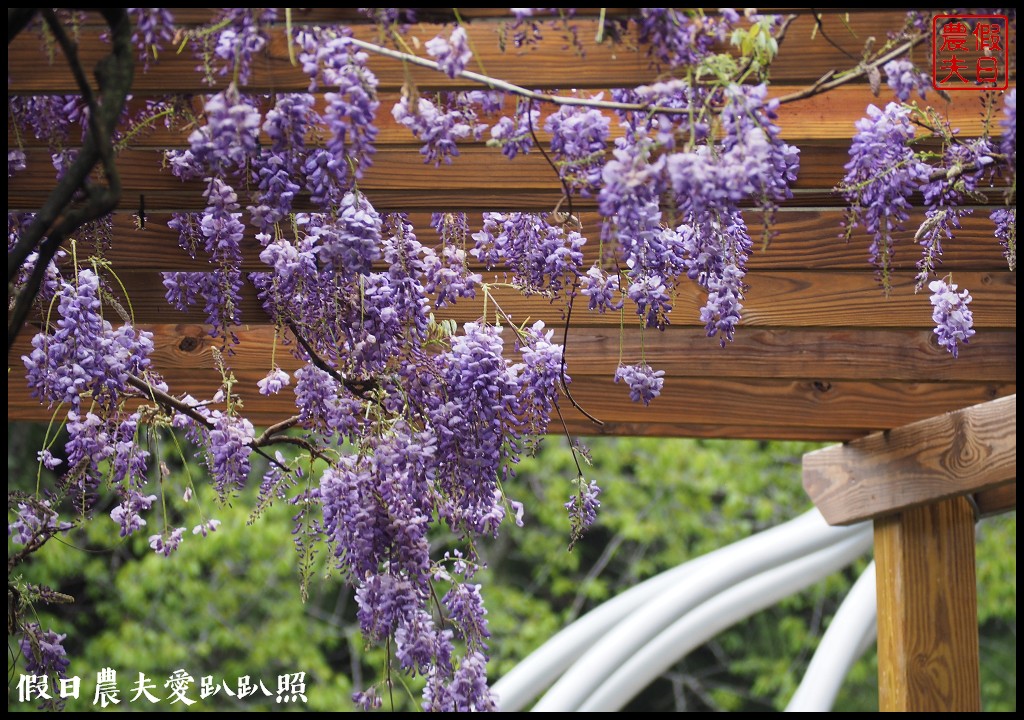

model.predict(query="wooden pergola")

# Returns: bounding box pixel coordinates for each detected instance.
[7,8,1016,711]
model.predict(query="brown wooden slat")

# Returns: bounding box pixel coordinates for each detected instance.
[803,395,1017,525]
[47,210,1011,273]
[8,146,1014,217]
[9,324,1015,384]
[7,362,1012,437]
[974,482,1017,517]
[59,268,1012,328]
[8,13,979,94]
[9,85,1003,150]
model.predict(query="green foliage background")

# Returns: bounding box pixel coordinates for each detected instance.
[8,425,1016,712]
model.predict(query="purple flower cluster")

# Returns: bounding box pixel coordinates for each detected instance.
[544,102,611,195]
[841,102,932,287]
[928,278,975,357]
[915,138,993,287]
[565,476,602,543]
[680,213,753,344]
[9,499,72,545]
[19,623,70,678]
[187,86,262,175]
[471,212,585,297]
[207,412,255,495]
[614,363,665,406]
[162,270,243,344]
[148,527,186,556]
[110,490,158,537]
[200,8,277,85]
[636,8,738,69]
[23,269,155,411]
[392,94,486,166]
[488,102,539,159]
[991,208,1015,270]
[425,212,481,307]
[9,149,27,177]
[297,31,379,184]
[428,322,520,536]
[884,59,929,101]
[599,131,689,329]
[516,320,566,428]
[127,7,176,71]
[257,367,291,396]
[293,364,362,441]
[426,26,473,78]
[580,265,623,313]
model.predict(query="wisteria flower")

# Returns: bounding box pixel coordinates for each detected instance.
[614,363,665,406]
[928,278,975,357]
[258,367,291,395]
[426,26,473,78]
[149,527,187,557]
[193,519,223,537]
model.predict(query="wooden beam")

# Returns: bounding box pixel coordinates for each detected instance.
[803,395,1017,525]
[973,482,1017,517]
[874,497,981,711]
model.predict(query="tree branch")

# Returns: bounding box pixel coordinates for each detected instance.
[775,33,928,105]
[8,9,134,351]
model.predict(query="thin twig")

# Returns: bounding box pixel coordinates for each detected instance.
[560,285,604,426]
[525,98,575,220]
[284,320,376,399]
[810,11,861,62]
[8,9,132,349]
[775,34,927,105]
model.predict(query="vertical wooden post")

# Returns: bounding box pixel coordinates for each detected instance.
[873,497,980,711]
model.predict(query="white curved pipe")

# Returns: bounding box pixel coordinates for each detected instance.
[492,552,710,711]
[785,560,877,712]
[575,530,873,711]
[523,509,867,712]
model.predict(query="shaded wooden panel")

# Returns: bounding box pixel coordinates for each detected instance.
[9,85,1002,150]
[44,210,1011,273]
[6,12,971,94]
[10,324,1015,386]
[8,142,918,202]
[6,356,1013,439]
[804,395,1017,525]
[874,498,981,711]
[974,483,1016,517]
[61,268,1013,329]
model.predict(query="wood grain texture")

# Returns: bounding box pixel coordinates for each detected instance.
[7,353,1013,437]
[874,497,981,711]
[9,324,1016,383]
[7,12,981,93]
[8,86,1000,149]
[973,483,1016,517]
[804,395,1016,525]
[24,268,1012,329]
[30,211,1014,272]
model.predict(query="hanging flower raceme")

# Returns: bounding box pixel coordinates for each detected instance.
[23,269,155,411]
[841,102,932,289]
[928,278,975,357]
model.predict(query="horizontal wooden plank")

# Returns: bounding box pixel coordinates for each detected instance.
[9,85,1002,150]
[803,394,1017,524]
[9,324,1015,384]
[8,145,1013,217]
[1,142,902,196]
[45,210,1012,273]
[7,362,1013,440]
[7,12,979,94]
[974,483,1016,517]
[44,269,1011,329]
